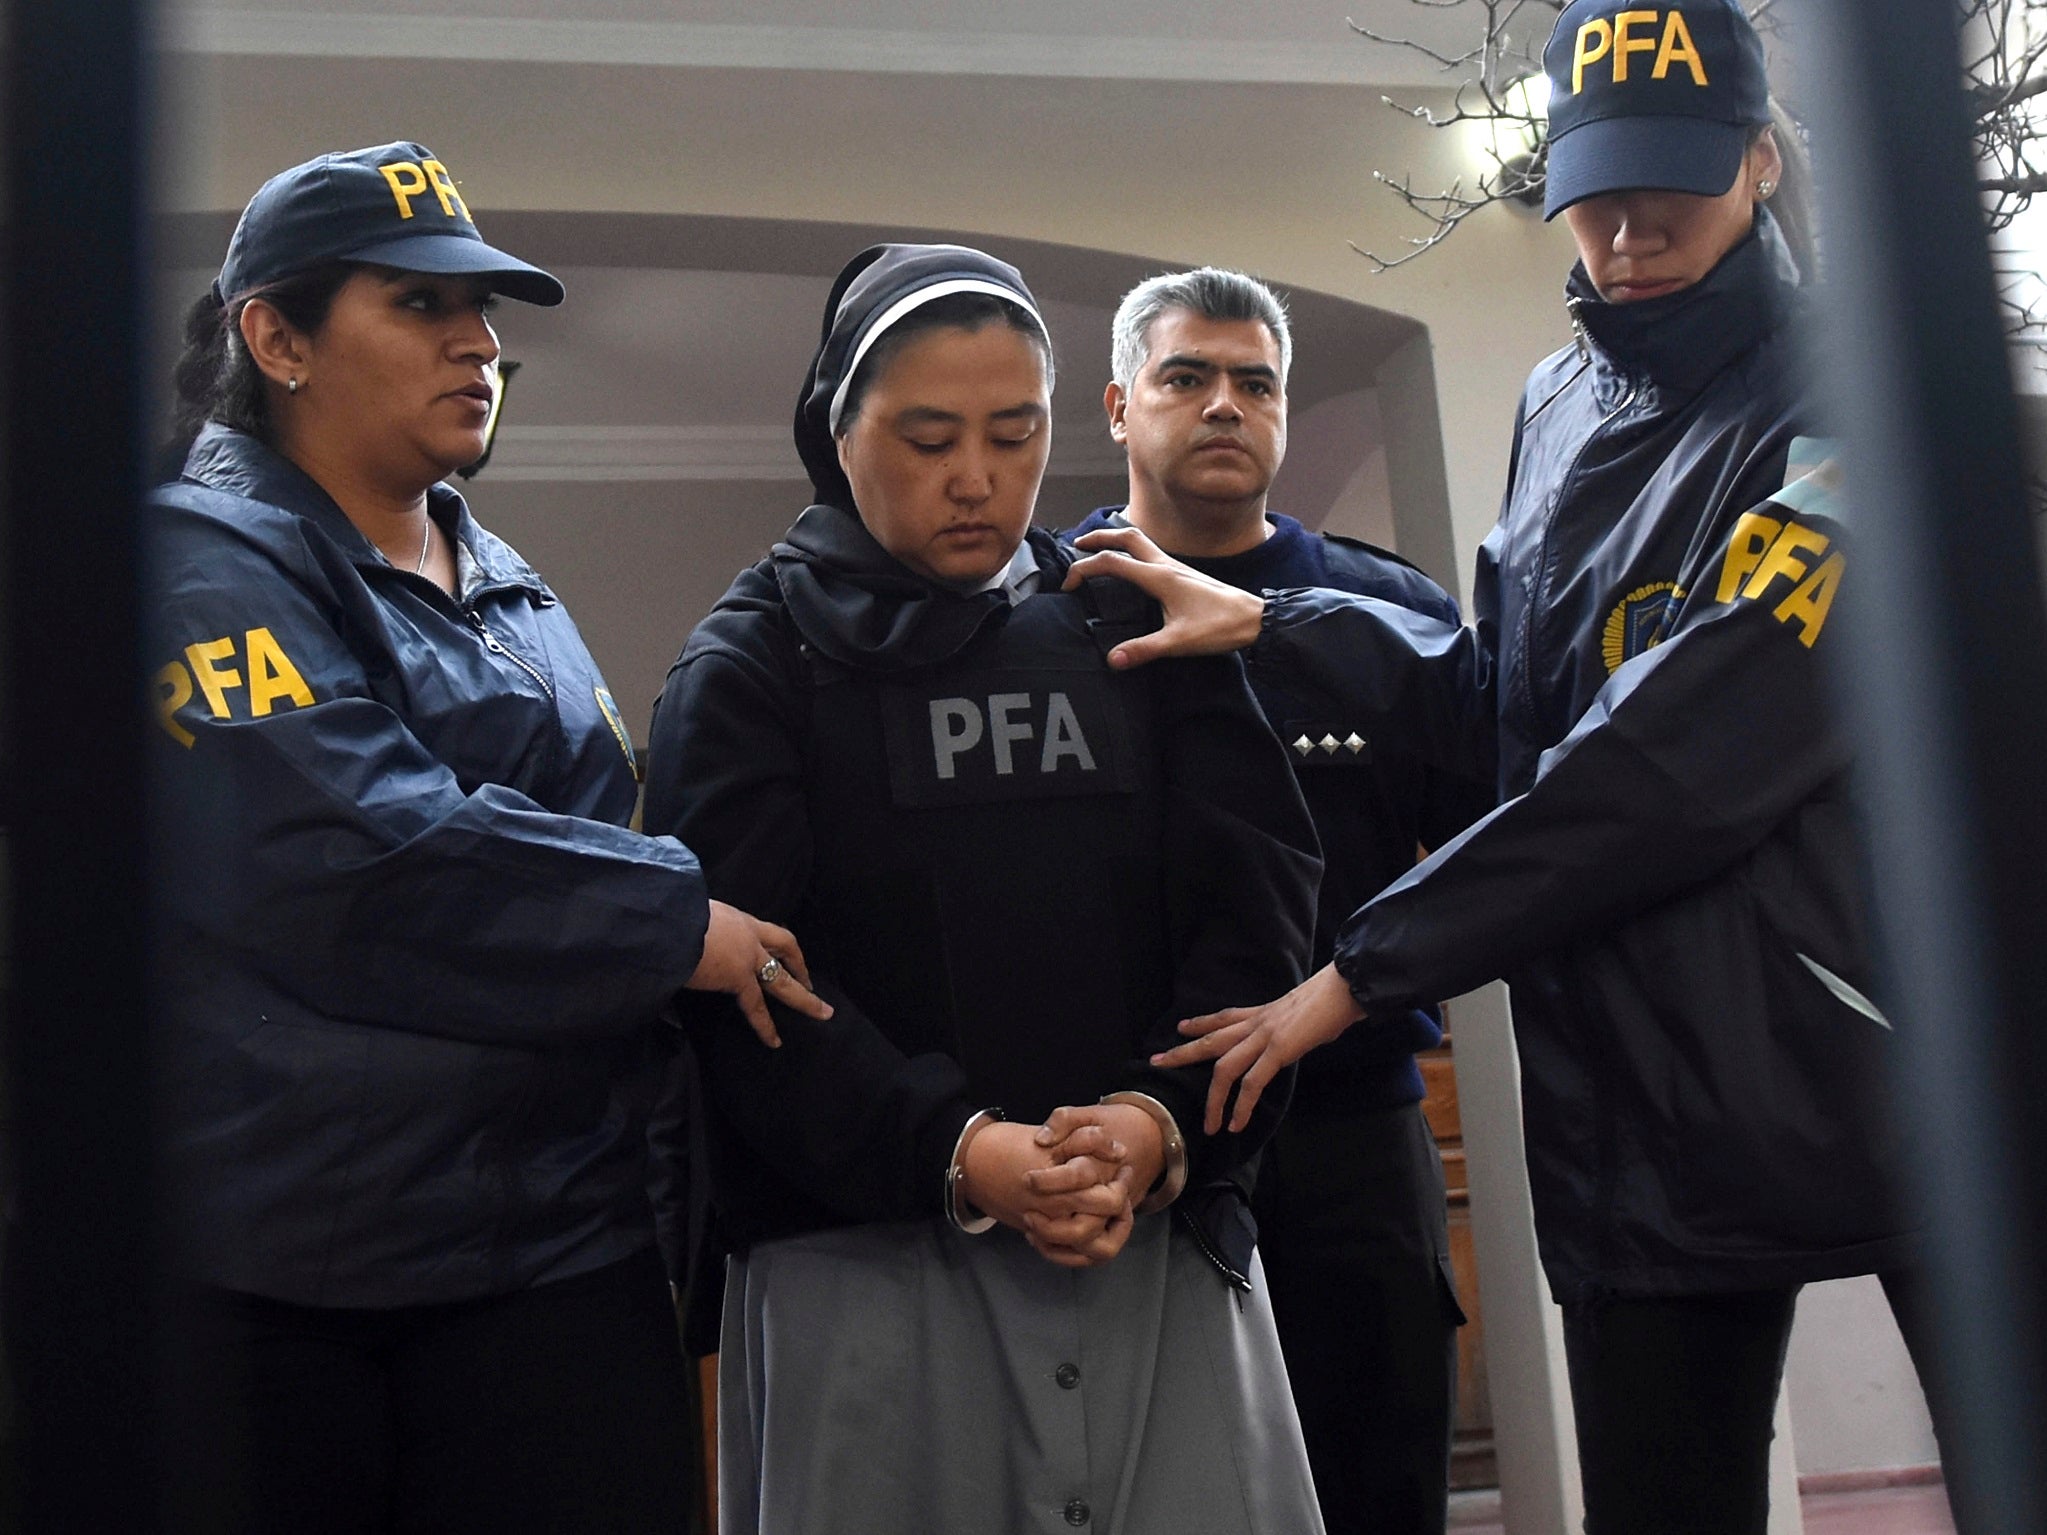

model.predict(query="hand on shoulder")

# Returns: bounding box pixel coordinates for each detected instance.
[1062,526,1265,667]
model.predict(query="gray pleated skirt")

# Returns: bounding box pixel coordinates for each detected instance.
[717,1213,1324,1535]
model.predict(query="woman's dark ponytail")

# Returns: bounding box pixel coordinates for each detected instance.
[160,262,356,474]
[166,289,235,471]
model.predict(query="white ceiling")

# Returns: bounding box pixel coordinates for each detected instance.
[162,0,1548,85]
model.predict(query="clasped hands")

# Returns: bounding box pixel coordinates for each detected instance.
[957,1104,1166,1269]
[957,965,1364,1268]
[950,958,1373,1265]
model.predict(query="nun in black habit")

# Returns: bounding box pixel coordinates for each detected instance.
[643,244,1327,1535]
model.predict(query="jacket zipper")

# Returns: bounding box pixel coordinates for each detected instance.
[466,608,555,701]
[1569,297,1593,362]
[1174,1204,1252,1293]
[1513,365,1639,751]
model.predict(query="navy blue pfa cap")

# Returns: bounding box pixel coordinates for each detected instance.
[215,142,564,306]
[1541,0,1770,218]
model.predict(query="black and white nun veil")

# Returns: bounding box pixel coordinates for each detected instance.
[793,242,1047,513]
[775,243,1060,673]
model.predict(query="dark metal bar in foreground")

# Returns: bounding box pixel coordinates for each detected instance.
[1,0,162,1526]
[1806,2,2047,1531]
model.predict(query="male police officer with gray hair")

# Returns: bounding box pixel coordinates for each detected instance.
[1065,269,1485,1535]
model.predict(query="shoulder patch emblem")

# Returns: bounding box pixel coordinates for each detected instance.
[1601,581,1681,674]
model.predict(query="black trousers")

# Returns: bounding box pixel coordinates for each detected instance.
[1563,1269,1949,1535]
[167,1246,694,1535]
[1254,1097,1464,1535]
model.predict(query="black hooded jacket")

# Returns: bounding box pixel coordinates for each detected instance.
[643,244,1320,1297]
[1244,216,1918,1301]
[645,512,1321,1279]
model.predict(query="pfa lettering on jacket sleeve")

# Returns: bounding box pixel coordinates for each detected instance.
[1709,438,1846,649]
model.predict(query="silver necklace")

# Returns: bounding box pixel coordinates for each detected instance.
[414,514,432,575]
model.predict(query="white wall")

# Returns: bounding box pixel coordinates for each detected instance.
[1274,388,1397,548]
[1786,1278,1941,1476]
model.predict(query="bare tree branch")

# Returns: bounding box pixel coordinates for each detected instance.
[1982,170,2047,195]
[1353,0,1558,267]
[1346,21,1483,73]
[1961,0,2047,239]
[1968,62,2047,115]
[1347,0,1554,77]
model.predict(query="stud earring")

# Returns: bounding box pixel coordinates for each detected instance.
[1756,179,1777,200]
[287,376,301,394]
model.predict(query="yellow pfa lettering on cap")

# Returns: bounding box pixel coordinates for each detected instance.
[1573,9,1710,92]
[1653,9,1708,83]
[380,161,432,220]
[1612,10,1660,81]
[1573,18,1614,93]
[381,159,470,221]
[422,159,471,222]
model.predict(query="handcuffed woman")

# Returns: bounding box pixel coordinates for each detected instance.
[643,243,1326,1535]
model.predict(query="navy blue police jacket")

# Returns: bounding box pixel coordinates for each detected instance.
[643,506,1320,1289]
[151,424,710,1308]
[1247,215,1918,1302]
[1066,510,1493,1113]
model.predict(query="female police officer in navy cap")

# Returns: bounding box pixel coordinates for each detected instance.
[153,142,829,1532]
[642,243,1327,1533]
[1069,3,1952,1529]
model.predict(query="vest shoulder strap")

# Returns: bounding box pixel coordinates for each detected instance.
[1073,574,1160,661]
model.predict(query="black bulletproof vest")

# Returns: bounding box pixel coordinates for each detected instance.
[797,583,1173,1124]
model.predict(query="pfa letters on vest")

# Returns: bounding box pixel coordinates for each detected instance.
[880,673,1140,810]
